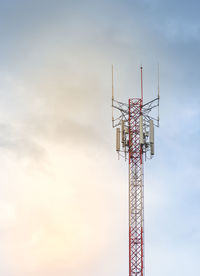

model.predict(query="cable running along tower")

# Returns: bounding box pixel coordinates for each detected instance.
[112,66,160,276]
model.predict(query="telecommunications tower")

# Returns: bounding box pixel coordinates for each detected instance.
[112,66,160,276]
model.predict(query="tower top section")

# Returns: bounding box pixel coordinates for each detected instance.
[112,65,160,160]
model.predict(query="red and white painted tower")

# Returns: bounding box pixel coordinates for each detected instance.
[112,66,159,276]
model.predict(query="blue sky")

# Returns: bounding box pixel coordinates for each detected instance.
[0,0,199,275]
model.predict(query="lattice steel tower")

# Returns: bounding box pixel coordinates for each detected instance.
[112,66,160,276]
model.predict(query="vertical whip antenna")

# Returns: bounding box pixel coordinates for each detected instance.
[112,64,114,127]
[157,63,160,127]
[141,65,143,103]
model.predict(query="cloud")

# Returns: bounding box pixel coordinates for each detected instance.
[0,1,199,276]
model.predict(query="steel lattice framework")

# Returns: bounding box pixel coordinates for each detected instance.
[112,66,159,276]
[129,98,144,276]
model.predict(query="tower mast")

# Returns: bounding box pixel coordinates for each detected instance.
[112,66,159,276]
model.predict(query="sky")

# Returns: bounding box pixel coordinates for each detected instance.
[0,0,199,275]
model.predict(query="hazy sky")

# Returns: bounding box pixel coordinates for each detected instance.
[0,1,199,275]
